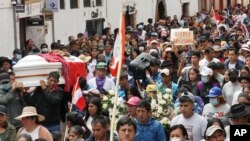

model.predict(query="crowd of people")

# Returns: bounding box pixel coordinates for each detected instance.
[1,3,250,141]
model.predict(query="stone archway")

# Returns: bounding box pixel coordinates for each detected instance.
[155,0,167,21]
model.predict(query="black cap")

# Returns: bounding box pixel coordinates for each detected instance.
[228,68,238,75]
[0,105,7,115]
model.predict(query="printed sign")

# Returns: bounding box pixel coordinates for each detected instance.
[46,0,59,12]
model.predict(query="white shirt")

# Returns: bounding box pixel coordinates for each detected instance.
[222,81,242,105]
[87,76,115,91]
[86,116,93,132]
[21,126,40,140]
[199,58,220,69]
[232,90,243,105]
[171,113,208,141]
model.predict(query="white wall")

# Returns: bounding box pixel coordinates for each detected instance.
[0,7,15,58]
[53,0,107,44]
[166,0,198,20]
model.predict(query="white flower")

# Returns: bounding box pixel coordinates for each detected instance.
[157,107,163,114]
[163,94,172,101]
[103,103,108,109]
[165,88,172,94]
[157,94,163,100]
[109,90,115,96]
[159,100,166,105]
[160,117,170,125]
[103,96,109,102]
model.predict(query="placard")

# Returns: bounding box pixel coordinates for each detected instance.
[170,28,194,45]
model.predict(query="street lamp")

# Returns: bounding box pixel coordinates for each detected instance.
[11,0,18,49]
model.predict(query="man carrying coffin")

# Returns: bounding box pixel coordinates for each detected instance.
[23,71,63,132]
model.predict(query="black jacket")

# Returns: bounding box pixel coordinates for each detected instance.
[24,86,63,126]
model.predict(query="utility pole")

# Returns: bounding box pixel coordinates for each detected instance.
[12,0,18,49]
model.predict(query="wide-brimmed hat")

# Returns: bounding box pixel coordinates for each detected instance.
[78,54,91,62]
[15,106,45,122]
[227,103,250,118]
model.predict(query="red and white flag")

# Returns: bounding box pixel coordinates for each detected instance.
[72,77,86,111]
[110,13,126,77]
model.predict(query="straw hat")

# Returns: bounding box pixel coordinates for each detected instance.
[15,106,45,122]
[78,54,91,62]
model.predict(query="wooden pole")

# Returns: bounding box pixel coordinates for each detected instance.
[110,13,125,141]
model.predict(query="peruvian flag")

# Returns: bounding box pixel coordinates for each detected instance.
[72,77,86,111]
[211,6,220,24]
[109,13,126,77]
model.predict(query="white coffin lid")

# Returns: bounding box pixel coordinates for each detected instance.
[13,55,63,87]
[13,55,62,70]
[12,55,84,87]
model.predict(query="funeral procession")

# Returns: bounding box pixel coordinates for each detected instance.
[1,0,250,141]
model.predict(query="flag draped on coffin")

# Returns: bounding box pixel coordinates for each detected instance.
[109,14,126,77]
[72,77,86,111]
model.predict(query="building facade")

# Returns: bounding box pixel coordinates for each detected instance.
[0,0,198,57]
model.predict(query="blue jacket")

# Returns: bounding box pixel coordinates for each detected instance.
[135,117,167,141]
[224,59,244,70]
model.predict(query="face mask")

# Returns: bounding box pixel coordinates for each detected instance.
[209,98,219,105]
[139,46,144,52]
[41,48,49,53]
[229,75,237,82]
[16,54,22,60]
[170,137,182,141]
[201,76,209,83]
[0,83,11,92]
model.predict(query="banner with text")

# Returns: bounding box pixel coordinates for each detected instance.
[170,28,194,45]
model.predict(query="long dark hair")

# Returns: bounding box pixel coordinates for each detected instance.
[84,97,102,121]
[124,85,142,101]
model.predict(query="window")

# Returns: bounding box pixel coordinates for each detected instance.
[60,0,65,9]
[70,0,78,9]
[84,0,91,7]
[96,0,102,6]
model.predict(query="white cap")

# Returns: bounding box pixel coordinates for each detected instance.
[160,68,170,76]
[205,125,224,137]
[200,67,213,76]
[149,49,158,54]
[165,47,172,52]
[180,91,195,102]
[213,45,221,51]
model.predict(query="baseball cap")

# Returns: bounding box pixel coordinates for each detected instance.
[98,44,105,51]
[0,73,10,84]
[160,68,170,76]
[150,32,158,36]
[0,105,7,115]
[146,84,157,92]
[205,125,224,137]
[96,62,107,69]
[180,91,195,102]
[206,87,222,97]
[200,67,213,76]
[127,96,141,106]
